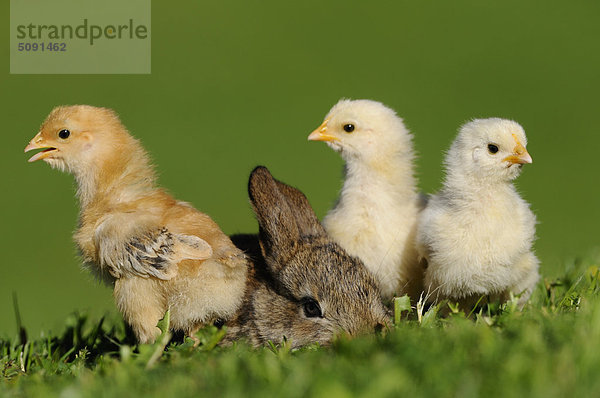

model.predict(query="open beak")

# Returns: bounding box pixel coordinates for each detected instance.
[308,119,339,142]
[503,135,532,165]
[24,132,57,163]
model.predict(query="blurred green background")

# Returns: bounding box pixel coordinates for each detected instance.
[1,0,598,336]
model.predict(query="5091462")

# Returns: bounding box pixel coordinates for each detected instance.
[17,42,67,52]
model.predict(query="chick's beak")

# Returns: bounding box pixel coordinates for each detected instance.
[503,135,533,165]
[24,132,57,163]
[308,119,339,142]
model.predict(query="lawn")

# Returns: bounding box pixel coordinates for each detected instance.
[1,251,599,397]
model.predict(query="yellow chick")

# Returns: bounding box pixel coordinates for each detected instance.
[308,99,425,301]
[25,105,248,343]
[416,118,539,309]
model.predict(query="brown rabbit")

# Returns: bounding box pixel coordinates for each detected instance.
[222,166,391,348]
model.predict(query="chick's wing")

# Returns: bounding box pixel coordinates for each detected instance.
[96,223,212,280]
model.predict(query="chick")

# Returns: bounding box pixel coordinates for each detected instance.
[24,105,247,343]
[308,99,425,301]
[416,118,539,309]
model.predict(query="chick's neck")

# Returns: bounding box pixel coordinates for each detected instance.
[441,168,517,204]
[342,149,418,201]
[74,142,157,209]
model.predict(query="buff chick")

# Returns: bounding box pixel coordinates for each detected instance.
[308,99,425,301]
[25,105,248,343]
[416,118,539,309]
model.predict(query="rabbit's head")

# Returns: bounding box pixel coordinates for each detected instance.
[224,166,390,348]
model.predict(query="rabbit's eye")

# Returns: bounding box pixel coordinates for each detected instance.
[302,298,322,318]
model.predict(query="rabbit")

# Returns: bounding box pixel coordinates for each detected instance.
[221,166,391,348]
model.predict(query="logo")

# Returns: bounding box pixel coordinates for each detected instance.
[10,0,151,74]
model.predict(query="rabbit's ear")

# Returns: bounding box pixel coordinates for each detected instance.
[248,166,327,267]
[273,179,326,238]
[248,166,300,265]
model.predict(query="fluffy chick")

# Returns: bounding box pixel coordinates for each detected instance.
[25,105,248,343]
[416,118,539,309]
[308,99,425,301]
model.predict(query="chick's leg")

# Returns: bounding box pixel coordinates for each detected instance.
[114,277,166,344]
[508,252,540,308]
[186,324,203,348]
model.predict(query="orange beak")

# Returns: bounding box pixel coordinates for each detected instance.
[24,132,57,163]
[503,134,533,165]
[308,119,339,142]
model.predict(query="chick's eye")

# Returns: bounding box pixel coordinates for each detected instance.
[58,129,70,139]
[487,144,499,154]
[302,298,322,318]
[343,124,355,133]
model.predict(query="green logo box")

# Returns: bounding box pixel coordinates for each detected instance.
[10,0,151,74]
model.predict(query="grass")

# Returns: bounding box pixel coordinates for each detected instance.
[1,251,599,397]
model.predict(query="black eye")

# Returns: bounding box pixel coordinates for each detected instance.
[213,318,225,329]
[487,144,499,154]
[58,129,70,139]
[343,124,355,133]
[302,298,322,318]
